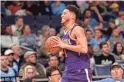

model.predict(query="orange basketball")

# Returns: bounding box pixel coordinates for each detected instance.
[44,36,62,55]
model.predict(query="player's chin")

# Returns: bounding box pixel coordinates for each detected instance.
[61,20,65,24]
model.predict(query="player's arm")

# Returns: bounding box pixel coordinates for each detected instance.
[52,26,88,54]
[64,26,88,53]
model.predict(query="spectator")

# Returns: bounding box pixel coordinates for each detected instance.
[86,29,96,48]
[11,16,24,36]
[4,24,13,36]
[94,22,103,30]
[4,1,24,16]
[109,2,120,19]
[115,11,124,31]
[93,29,106,55]
[38,25,50,45]
[39,1,52,15]
[4,1,13,16]
[76,1,89,14]
[94,62,124,82]
[49,28,57,37]
[95,42,115,65]
[83,9,98,29]
[19,51,46,78]
[90,3,103,22]
[11,44,24,72]
[4,49,18,73]
[50,1,66,15]
[81,17,93,31]
[90,1,110,21]
[46,66,62,82]
[109,26,124,49]
[22,65,37,82]
[47,55,64,71]
[22,1,40,16]
[14,1,27,16]
[19,25,41,50]
[37,25,51,64]
[0,54,16,82]
[88,45,95,72]
[112,42,124,60]
[103,20,116,39]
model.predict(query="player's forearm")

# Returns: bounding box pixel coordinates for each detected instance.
[64,44,88,53]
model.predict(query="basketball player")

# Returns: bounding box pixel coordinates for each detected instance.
[52,5,91,82]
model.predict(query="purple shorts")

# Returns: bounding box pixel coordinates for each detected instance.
[61,68,92,82]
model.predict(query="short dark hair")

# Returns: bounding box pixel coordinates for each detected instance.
[48,55,59,62]
[99,42,108,49]
[86,29,93,34]
[65,5,80,20]
[21,24,29,34]
[46,66,62,78]
[109,20,115,24]
[94,29,102,33]
[15,16,23,22]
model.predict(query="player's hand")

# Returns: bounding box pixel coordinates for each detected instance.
[51,36,66,48]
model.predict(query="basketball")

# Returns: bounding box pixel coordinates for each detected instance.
[44,36,62,55]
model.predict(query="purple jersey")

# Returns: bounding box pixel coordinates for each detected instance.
[61,24,91,82]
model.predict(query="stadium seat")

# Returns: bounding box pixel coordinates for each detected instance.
[36,15,51,25]
[116,60,124,64]
[22,16,35,24]
[1,4,5,15]
[29,24,37,34]
[118,1,124,11]
[62,1,75,6]
[51,23,62,33]
[35,23,50,31]
[51,15,61,24]
[94,64,111,76]
[3,16,16,24]
[51,15,61,32]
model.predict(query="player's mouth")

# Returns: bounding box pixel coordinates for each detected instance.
[61,18,65,22]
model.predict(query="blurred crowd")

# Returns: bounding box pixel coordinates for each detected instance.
[1,1,124,82]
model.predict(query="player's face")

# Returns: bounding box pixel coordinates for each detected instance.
[61,9,71,24]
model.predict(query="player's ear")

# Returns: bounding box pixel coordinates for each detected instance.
[71,14,74,19]
[71,13,76,19]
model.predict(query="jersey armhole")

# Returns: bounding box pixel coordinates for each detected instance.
[68,25,79,41]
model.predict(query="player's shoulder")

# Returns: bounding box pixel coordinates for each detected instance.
[73,25,84,32]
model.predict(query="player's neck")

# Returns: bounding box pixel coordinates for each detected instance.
[64,20,75,31]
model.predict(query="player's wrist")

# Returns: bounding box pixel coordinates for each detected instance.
[63,43,68,49]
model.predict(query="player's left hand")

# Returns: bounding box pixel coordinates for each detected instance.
[52,36,66,48]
